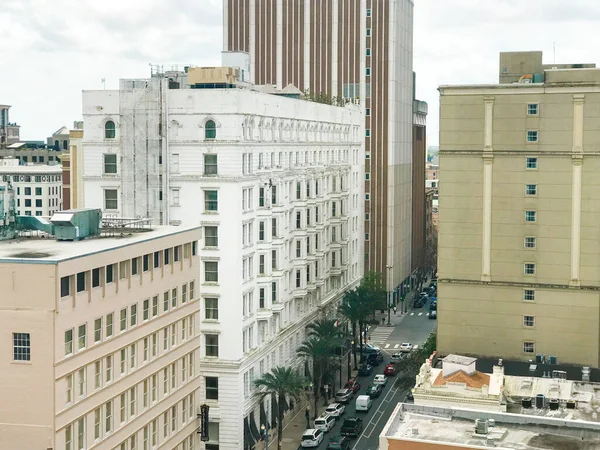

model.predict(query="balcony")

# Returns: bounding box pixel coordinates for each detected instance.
[271,302,284,312]
[330,266,342,276]
[256,309,273,321]
[292,285,308,297]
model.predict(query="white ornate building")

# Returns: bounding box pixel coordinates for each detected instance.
[81,67,365,449]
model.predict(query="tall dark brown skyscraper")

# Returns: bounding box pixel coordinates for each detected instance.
[224,0,414,290]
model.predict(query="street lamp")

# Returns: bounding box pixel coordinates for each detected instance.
[260,423,269,449]
[350,339,356,370]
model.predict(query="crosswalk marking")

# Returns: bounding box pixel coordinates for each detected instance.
[410,312,415,316]
[394,344,400,349]
[418,313,423,316]
[368,326,395,344]
[384,344,390,349]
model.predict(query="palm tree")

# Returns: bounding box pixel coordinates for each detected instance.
[306,318,345,401]
[254,366,307,450]
[338,289,363,369]
[297,337,333,416]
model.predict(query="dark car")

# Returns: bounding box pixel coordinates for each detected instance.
[340,417,363,438]
[358,363,373,376]
[428,310,437,320]
[366,352,383,366]
[429,302,437,311]
[366,384,383,398]
[344,378,361,394]
[413,299,424,308]
[326,435,351,450]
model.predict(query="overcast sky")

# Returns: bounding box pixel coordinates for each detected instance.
[1,0,599,145]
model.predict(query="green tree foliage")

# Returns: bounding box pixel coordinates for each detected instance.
[254,366,308,450]
[393,331,437,391]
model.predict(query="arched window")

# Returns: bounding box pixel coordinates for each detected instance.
[54,140,59,149]
[105,120,116,139]
[62,140,68,150]
[205,120,216,139]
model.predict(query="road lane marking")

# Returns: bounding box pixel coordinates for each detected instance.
[384,344,390,349]
[418,312,423,316]
[410,312,414,316]
[394,344,400,349]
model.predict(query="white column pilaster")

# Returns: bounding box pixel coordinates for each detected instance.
[481,97,495,282]
[249,0,256,84]
[276,0,283,88]
[570,95,585,286]
[331,0,339,96]
[304,0,311,92]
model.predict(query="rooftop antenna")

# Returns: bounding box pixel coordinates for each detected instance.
[101,78,106,90]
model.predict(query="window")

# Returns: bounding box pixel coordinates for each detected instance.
[296,211,301,229]
[271,185,277,204]
[526,184,537,195]
[94,318,102,343]
[131,304,137,327]
[205,298,218,320]
[365,173,370,180]
[366,48,371,57]
[526,157,538,169]
[153,251,160,269]
[182,284,187,303]
[164,248,171,265]
[77,417,85,450]
[524,263,536,275]
[106,313,114,338]
[13,332,30,361]
[366,7,371,16]
[171,289,177,308]
[205,120,216,139]
[206,377,218,400]
[105,401,113,433]
[525,210,536,222]
[526,130,538,142]
[120,308,127,332]
[205,334,219,357]
[524,237,536,248]
[523,341,535,353]
[271,249,277,270]
[104,154,117,174]
[35,199,42,207]
[204,154,218,175]
[65,424,72,450]
[205,226,218,247]
[61,276,71,297]
[94,407,102,440]
[105,355,113,382]
[205,261,218,282]
[190,281,195,300]
[105,120,116,139]
[204,190,218,211]
[120,393,127,423]
[259,254,265,274]
[524,289,535,301]
[106,264,114,283]
[92,268,100,287]
[130,387,136,417]
[78,324,87,350]
[366,67,371,76]
[259,187,265,207]
[78,368,86,397]
[258,221,265,241]
[65,329,74,356]
[259,288,265,308]
[143,299,150,320]
[104,189,118,210]
[143,254,149,272]
[524,315,535,327]
[365,129,370,137]
[527,103,538,115]
[171,188,180,206]
[153,296,159,316]
[366,28,371,37]
[94,360,102,388]
[120,348,127,374]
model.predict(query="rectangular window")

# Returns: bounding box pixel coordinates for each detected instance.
[271,185,277,204]
[524,289,535,301]
[524,315,535,327]
[205,226,218,247]
[78,324,87,350]
[76,272,86,292]
[526,157,538,169]
[271,249,277,270]
[153,251,160,269]
[132,257,139,275]
[143,254,149,272]
[204,190,218,211]
[61,276,71,297]
[366,28,371,37]
[94,318,102,343]
[524,237,536,248]
[106,264,114,283]
[523,341,535,353]
[78,368,86,397]
[95,360,102,388]
[104,154,118,174]
[120,348,127,375]
[143,299,149,320]
[190,280,195,300]
[205,298,218,320]
[525,210,536,222]
[65,425,72,450]
[171,289,177,308]
[66,374,73,403]
[204,154,218,175]
[206,376,219,400]
[259,288,265,308]
[13,332,30,361]
[104,189,118,210]
[105,355,113,382]
[259,254,265,274]
[205,334,219,357]
[143,337,149,362]
[120,308,127,332]
[526,184,537,195]
[526,130,538,142]
[259,187,265,207]
[77,418,85,450]
[152,333,157,357]
[94,407,102,440]
[164,248,171,265]
[130,387,136,417]
[105,401,113,433]
[120,392,127,423]
[527,103,539,115]
[182,283,187,303]
[106,313,113,337]
[92,268,100,287]
[366,129,371,137]
[130,343,136,369]
[131,304,137,327]
[174,246,180,262]
[153,296,159,317]
[163,292,169,312]
[524,263,536,275]
[205,261,219,282]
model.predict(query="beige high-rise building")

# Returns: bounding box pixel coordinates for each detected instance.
[0,213,201,450]
[437,51,600,366]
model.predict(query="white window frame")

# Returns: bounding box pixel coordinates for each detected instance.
[523,289,535,301]
[523,315,535,327]
[527,103,539,115]
[524,263,536,275]
[526,157,538,169]
[523,341,535,353]
[526,130,538,142]
[524,237,536,249]
[525,184,537,196]
[525,210,536,222]
[171,188,180,207]
[104,189,118,211]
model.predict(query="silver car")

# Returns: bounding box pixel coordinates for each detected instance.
[335,388,353,404]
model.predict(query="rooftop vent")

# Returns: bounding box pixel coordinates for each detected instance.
[51,209,101,241]
[549,399,560,411]
[522,397,532,409]
[566,400,577,409]
[535,394,545,409]
[475,419,489,435]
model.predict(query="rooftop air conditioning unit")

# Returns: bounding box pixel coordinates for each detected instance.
[475,419,489,435]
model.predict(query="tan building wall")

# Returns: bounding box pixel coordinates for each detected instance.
[438,61,600,366]
[412,124,427,272]
[0,227,201,450]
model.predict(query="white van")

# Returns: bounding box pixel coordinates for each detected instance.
[314,414,336,432]
[355,395,372,412]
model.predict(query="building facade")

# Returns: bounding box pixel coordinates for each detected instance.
[437,51,600,366]
[0,104,20,146]
[0,223,201,450]
[411,96,427,273]
[0,159,62,217]
[223,0,415,291]
[81,67,365,449]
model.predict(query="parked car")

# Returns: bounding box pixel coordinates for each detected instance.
[340,417,363,438]
[390,352,404,364]
[400,343,413,353]
[383,364,397,376]
[429,301,437,311]
[363,343,381,354]
[301,429,324,447]
[325,403,346,418]
[355,395,373,412]
[326,435,351,450]
[366,384,383,398]
[358,363,373,376]
[419,291,429,298]
[367,352,383,366]
[314,414,336,433]
[345,378,361,394]
[373,374,388,386]
[335,389,353,404]
[413,298,424,308]
[428,311,437,320]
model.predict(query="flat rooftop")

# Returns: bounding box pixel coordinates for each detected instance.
[0,225,200,263]
[385,404,600,450]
